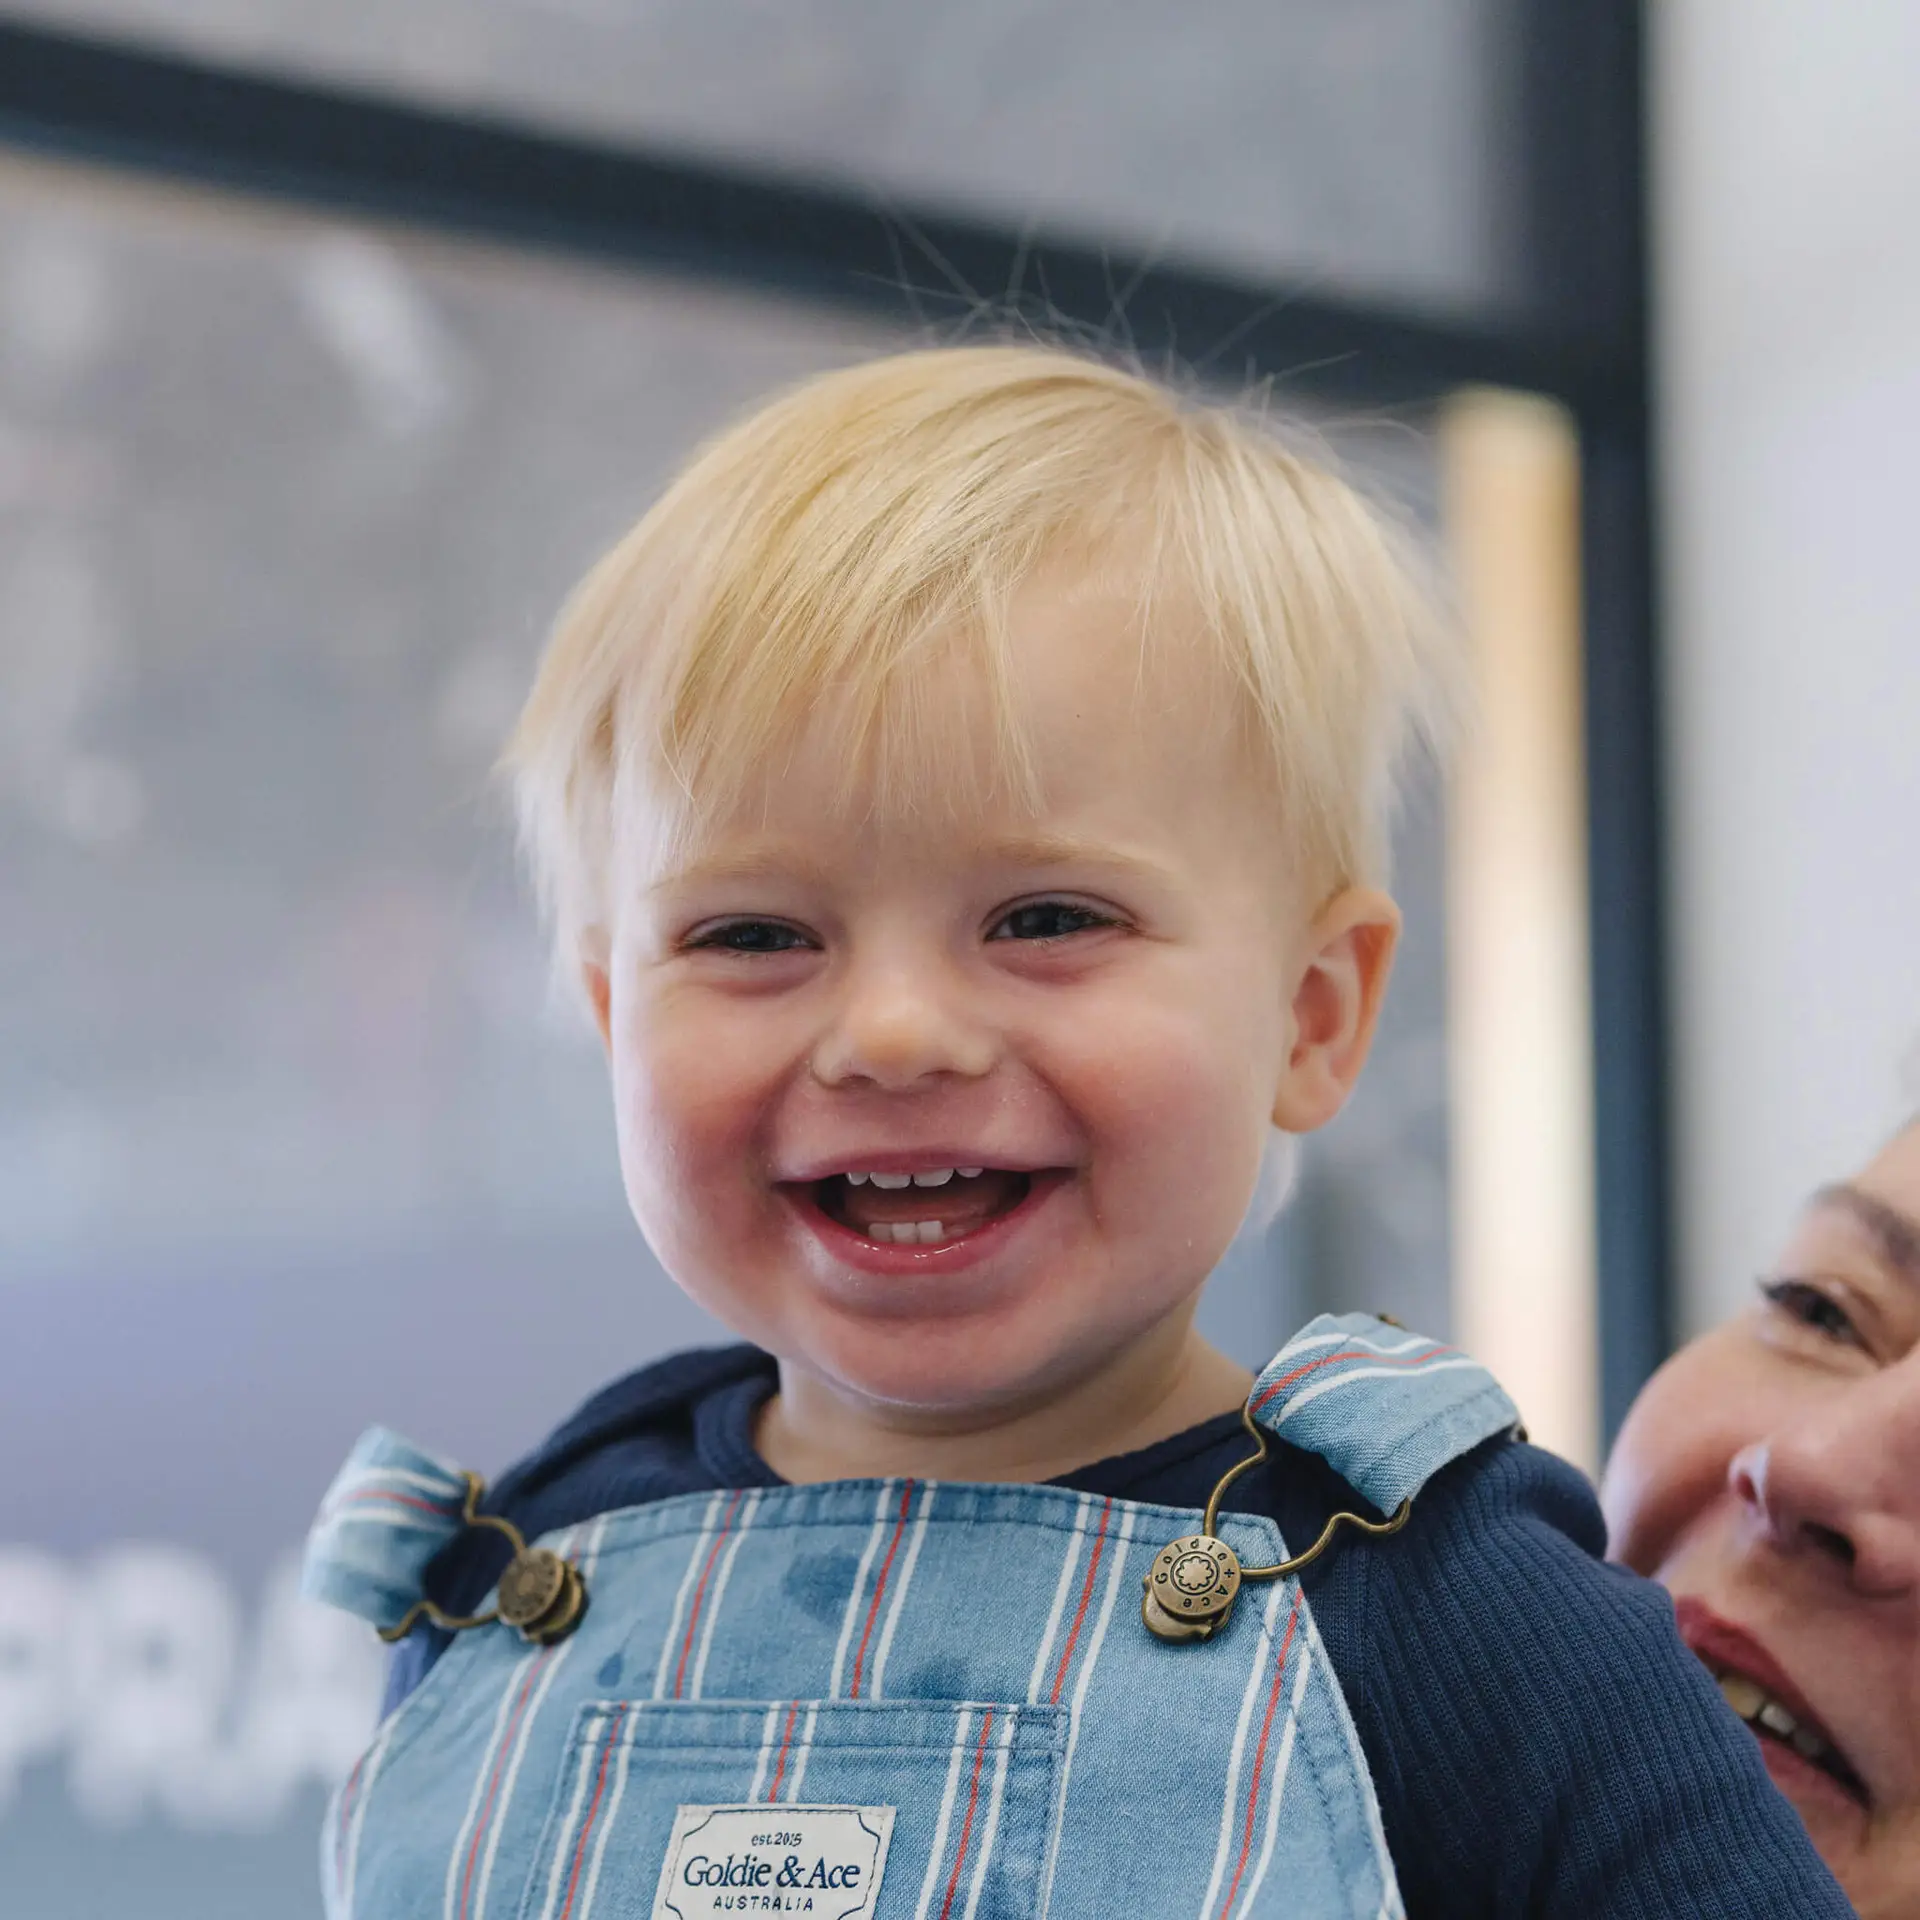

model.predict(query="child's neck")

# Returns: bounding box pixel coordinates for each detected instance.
[754,1322,1255,1487]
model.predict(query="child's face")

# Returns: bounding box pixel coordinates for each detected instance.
[590,572,1393,1419]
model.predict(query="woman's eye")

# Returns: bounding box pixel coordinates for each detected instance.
[1760,1277,1865,1348]
[989,900,1116,943]
[685,919,812,955]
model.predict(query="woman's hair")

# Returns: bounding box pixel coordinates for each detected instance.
[504,342,1453,969]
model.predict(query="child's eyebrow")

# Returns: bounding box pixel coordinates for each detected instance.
[1812,1183,1920,1293]
[648,848,829,892]
[977,831,1174,882]
[645,848,840,898]
[647,833,1174,894]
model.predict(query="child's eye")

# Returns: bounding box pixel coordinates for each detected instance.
[684,918,813,955]
[988,900,1117,943]
[1759,1276,1864,1348]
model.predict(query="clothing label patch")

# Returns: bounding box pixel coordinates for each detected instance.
[652,1804,894,1919]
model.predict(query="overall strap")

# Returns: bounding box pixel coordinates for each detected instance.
[301,1427,472,1631]
[1250,1313,1521,1514]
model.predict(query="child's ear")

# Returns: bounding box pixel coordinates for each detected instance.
[1270,886,1401,1134]
[582,964,613,1048]
[580,936,613,1050]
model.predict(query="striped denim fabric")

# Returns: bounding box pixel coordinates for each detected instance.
[525,1701,1064,1920]
[321,1481,1408,1920]
[303,1427,472,1631]
[1250,1314,1522,1514]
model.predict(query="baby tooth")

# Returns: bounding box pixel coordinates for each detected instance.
[1757,1700,1799,1740]
[1790,1725,1828,1762]
[845,1172,871,1186]
[912,1169,955,1187]
[860,1219,953,1245]
[870,1172,913,1189]
[957,1167,984,1179]
[1718,1675,1766,1720]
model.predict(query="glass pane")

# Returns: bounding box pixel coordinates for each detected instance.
[0,153,1450,1915]
[1,0,1530,319]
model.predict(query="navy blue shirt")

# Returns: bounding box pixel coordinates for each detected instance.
[391,1345,1851,1919]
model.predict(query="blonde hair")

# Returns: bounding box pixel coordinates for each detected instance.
[505,343,1451,965]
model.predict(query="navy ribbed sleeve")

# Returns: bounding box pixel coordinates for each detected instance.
[1331,1441,1854,1917]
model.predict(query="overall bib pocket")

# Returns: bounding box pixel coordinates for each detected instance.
[516,1699,1068,1920]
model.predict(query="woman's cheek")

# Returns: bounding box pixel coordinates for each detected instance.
[1602,1330,1764,1571]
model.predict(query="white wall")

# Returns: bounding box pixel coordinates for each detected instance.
[1653,4,1920,1335]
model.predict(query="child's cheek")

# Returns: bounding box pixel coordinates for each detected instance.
[611,994,776,1206]
[1065,1019,1265,1250]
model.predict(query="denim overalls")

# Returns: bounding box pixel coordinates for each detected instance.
[305,1315,1517,1920]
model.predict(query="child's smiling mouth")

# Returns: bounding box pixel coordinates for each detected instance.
[813,1166,1034,1246]
[776,1160,1067,1267]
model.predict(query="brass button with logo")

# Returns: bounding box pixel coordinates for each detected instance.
[1141,1533,1243,1643]
[496,1547,589,1646]
[375,1471,593,1649]
[1135,1388,1421,1649]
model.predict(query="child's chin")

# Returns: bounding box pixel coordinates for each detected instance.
[809,1320,1075,1418]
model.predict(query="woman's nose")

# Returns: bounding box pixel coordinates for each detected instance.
[808,956,997,1091]
[1729,1357,1920,1599]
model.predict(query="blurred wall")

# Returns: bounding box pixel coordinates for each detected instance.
[1653,3,1920,1335]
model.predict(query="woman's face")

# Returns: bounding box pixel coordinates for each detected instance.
[1604,1122,1920,1916]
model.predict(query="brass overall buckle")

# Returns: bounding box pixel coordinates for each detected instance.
[1142,1398,1411,1644]
[378,1474,589,1648]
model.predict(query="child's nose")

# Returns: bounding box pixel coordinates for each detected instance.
[808,956,997,1091]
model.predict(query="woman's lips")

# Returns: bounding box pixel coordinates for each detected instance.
[1673,1596,1870,1806]
[1751,1721,1871,1823]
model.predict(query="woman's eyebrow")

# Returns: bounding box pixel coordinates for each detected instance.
[1813,1183,1920,1289]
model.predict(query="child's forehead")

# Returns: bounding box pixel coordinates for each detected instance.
[633,705,1277,923]
[679,600,1249,834]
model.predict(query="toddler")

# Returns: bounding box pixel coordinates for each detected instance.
[305,345,1849,1918]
